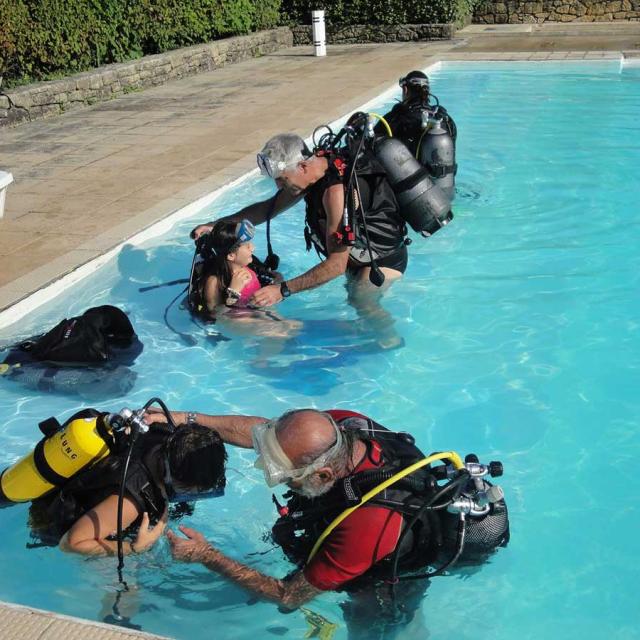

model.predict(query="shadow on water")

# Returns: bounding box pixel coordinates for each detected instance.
[116,243,406,396]
[247,319,405,396]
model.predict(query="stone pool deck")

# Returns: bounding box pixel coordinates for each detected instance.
[1,21,639,316]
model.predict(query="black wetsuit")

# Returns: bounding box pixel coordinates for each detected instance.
[29,428,171,544]
[304,152,409,273]
[376,100,457,157]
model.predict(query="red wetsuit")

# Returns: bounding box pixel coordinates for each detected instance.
[302,410,404,591]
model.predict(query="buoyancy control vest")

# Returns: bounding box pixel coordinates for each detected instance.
[188,254,276,320]
[28,424,171,543]
[0,306,143,395]
[304,152,408,266]
[271,410,444,588]
[3,306,142,367]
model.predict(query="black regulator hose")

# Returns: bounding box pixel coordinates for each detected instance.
[264,191,280,271]
[388,470,470,587]
[115,397,175,585]
[141,396,178,431]
[342,115,385,287]
[409,513,467,581]
[138,279,189,293]
[116,427,140,588]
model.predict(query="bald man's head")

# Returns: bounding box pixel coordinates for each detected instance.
[254,409,356,498]
[276,409,339,468]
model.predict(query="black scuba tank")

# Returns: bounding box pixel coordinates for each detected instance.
[418,116,457,204]
[374,137,452,237]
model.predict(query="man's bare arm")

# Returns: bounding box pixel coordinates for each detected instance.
[198,546,321,608]
[157,412,264,448]
[287,183,349,294]
[286,250,349,293]
[215,189,302,226]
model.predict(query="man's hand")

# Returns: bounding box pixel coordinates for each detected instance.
[250,283,283,308]
[167,525,213,563]
[191,223,214,241]
[132,508,168,553]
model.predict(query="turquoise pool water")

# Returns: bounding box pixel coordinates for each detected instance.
[1,60,639,639]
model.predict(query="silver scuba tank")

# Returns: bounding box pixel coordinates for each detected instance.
[418,116,457,203]
[374,137,452,237]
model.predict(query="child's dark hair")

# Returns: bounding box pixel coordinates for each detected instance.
[201,220,242,298]
[167,424,227,492]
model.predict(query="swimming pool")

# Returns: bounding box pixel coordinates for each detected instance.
[1,59,639,639]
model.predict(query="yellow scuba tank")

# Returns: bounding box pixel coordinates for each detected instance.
[0,410,114,505]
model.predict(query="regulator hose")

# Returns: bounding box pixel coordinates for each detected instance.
[388,469,470,586]
[115,396,176,586]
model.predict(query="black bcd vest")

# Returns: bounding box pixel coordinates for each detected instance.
[304,152,407,264]
[271,415,444,589]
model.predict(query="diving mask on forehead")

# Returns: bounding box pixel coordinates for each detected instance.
[257,153,285,180]
[256,146,311,180]
[234,219,255,245]
[252,415,343,488]
[399,73,429,89]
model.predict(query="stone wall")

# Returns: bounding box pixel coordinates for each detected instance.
[0,28,293,128]
[474,0,640,22]
[290,23,456,46]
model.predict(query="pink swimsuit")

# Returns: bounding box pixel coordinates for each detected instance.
[237,268,262,307]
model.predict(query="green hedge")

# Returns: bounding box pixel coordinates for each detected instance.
[0,0,281,88]
[280,0,475,26]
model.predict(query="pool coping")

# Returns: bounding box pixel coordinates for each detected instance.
[0,600,170,640]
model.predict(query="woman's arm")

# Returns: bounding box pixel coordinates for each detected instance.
[59,495,167,556]
[203,275,222,315]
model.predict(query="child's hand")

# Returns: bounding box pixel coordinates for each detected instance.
[229,268,252,292]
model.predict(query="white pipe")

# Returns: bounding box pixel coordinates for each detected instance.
[312,10,326,57]
[0,170,13,220]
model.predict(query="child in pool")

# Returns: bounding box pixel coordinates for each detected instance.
[192,220,300,341]
[197,219,267,317]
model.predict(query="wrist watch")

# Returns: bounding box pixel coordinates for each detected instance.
[280,281,291,299]
[186,412,197,426]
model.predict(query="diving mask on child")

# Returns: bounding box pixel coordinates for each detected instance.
[234,219,255,245]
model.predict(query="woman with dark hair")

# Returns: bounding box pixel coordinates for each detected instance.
[375,70,457,155]
[29,423,227,557]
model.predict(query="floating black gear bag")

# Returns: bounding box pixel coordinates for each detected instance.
[9,306,142,366]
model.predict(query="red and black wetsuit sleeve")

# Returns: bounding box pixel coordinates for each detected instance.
[303,410,404,591]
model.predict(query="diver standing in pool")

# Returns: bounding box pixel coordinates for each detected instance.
[151,407,509,637]
[191,132,409,348]
[377,70,458,202]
